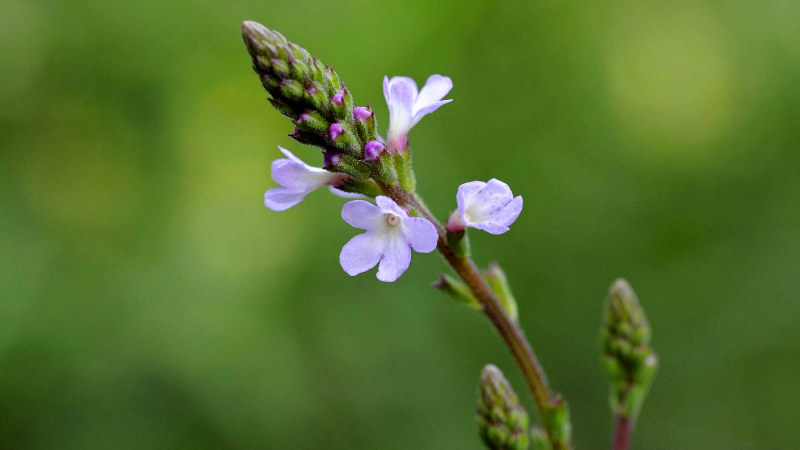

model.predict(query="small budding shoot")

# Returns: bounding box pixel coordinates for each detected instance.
[601,279,658,449]
[477,364,531,450]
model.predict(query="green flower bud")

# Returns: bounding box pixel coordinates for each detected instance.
[485,262,518,321]
[433,273,481,312]
[601,279,658,419]
[241,21,368,161]
[477,365,530,450]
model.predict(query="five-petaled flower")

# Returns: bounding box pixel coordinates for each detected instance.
[383,75,453,153]
[264,147,349,211]
[340,196,438,282]
[449,179,523,235]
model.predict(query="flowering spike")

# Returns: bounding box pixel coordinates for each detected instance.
[455,179,523,235]
[476,364,530,450]
[601,279,658,421]
[242,21,370,160]
[339,196,438,282]
[383,74,452,153]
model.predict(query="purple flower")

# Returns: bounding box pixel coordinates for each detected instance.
[383,74,453,153]
[452,179,523,235]
[264,147,347,211]
[340,196,438,282]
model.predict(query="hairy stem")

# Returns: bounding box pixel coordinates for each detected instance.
[611,415,633,450]
[382,183,570,450]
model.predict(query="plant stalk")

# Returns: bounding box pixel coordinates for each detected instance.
[611,415,633,450]
[382,183,570,450]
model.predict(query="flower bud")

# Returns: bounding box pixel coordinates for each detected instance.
[329,123,345,141]
[353,106,373,121]
[485,262,518,321]
[432,273,481,311]
[363,140,385,162]
[477,365,530,450]
[601,279,658,420]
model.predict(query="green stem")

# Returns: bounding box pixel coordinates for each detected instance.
[381,183,571,450]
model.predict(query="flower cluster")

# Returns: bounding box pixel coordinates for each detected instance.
[244,21,523,282]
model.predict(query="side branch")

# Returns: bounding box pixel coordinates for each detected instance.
[383,183,571,450]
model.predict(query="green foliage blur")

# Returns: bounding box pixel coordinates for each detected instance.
[2,0,799,448]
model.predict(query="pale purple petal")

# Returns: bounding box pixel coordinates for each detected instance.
[278,146,305,164]
[385,76,418,133]
[341,200,383,230]
[264,187,307,211]
[484,178,514,198]
[340,232,384,276]
[456,179,523,234]
[497,195,523,226]
[414,75,453,111]
[472,222,511,235]
[272,148,334,189]
[376,234,412,282]
[329,186,364,199]
[403,217,438,253]
[456,180,487,215]
[410,99,452,128]
[375,196,407,217]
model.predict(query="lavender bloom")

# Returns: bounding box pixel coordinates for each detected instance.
[340,196,438,282]
[264,147,346,211]
[383,74,453,153]
[452,179,523,235]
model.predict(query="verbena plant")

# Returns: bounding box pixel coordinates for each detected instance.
[241,21,657,450]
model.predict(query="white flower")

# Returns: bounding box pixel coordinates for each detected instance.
[383,74,453,153]
[264,147,348,211]
[339,196,438,282]
[453,179,523,235]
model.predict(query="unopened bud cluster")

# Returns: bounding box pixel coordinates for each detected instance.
[477,365,530,450]
[241,21,389,182]
[601,279,658,418]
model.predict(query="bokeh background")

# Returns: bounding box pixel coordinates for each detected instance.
[2,0,799,448]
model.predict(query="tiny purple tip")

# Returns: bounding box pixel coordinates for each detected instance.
[353,106,372,121]
[324,150,341,167]
[332,92,345,106]
[329,123,345,141]
[446,210,466,234]
[298,113,311,123]
[363,140,385,161]
[306,86,317,95]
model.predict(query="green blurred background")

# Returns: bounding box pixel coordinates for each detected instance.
[2,0,799,448]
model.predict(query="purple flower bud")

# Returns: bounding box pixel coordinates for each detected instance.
[364,140,385,162]
[298,113,311,123]
[446,210,466,234]
[332,92,345,106]
[353,106,373,121]
[306,86,317,96]
[324,150,341,168]
[328,123,345,141]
